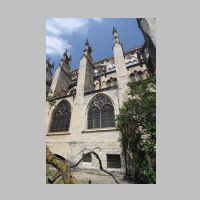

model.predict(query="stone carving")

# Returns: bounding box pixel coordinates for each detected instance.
[54,100,71,117]
[90,94,112,109]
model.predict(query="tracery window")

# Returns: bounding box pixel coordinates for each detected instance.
[88,106,100,128]
[50,100,71,132]
[87,94,115,129]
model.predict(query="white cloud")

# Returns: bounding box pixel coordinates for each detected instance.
[92,18,103,23]
[46,18,89,36]
[46,35,71,56]
[46,18,103,56]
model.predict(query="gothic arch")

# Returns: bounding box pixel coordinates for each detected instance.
[86,94,115,129]
[111,77,117,86]
[101,81,106,88]
[67,87,76,95]
[94,80,100,90]
[129,72,137,82]
[137,71,143,81]
[49,99,71,132]
[106,79,111,87]
[143,69,149,78]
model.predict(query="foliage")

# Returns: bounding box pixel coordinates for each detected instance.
[46,89,56,107]
[140,159,156,184]
[116,75,156,183]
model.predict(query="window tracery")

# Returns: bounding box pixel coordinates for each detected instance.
[87,94,115,129]
[50,100,71,132]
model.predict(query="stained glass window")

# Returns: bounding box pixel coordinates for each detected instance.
[50,100,71,132]
[87,94,115,129]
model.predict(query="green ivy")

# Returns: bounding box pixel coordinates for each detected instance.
[116,75,156,183]
[46,89,56,107]
[140,160,156,184]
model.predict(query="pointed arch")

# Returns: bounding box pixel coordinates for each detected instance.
[106,79,111,87]
[101,81,106,88]
[49,99,71,132]
[130,72,137,82]
[94,80,100,90]
[137,71,143,81]
[111,77,117,86]
[143,69,149,79]
[87,94,115,129]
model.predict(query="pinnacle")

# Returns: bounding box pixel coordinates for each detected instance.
[112,26,117,34]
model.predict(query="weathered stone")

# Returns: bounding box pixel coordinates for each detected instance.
[46,28,150,180]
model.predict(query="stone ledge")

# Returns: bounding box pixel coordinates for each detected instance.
[82,128,119,133]
[46,132,71,136]
[84,86,117,96]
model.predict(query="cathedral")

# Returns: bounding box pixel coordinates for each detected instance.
[46,27,151,173]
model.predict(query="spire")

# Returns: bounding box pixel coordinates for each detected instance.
[112,26,118,35]
[112,27,120,44]
[46,57,54,72]
[64,48,68,55]
[63,48,72,66]
[84,39,92,54]
[85,39,89,46]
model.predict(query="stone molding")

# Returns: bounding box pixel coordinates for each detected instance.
[82,127,119,133]
[46,132,71,136]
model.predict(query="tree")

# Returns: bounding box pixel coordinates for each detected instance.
[46,145,76,184]
[116,75,156,183]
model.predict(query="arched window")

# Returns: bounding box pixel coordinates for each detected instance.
[106,80,111,87]
[101,81,106,88]
[94,81,100,90]
[112,78,117,86]
[50,100,71,132]
[87,94,115,129]
[130,73,136,82]
[137,71,143,81]
[101,104,115,128]
[88,106,100,129]
[143,70,149,79]
[68,88,76,95]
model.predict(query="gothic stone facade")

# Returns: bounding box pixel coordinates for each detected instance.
[46,28,149,172]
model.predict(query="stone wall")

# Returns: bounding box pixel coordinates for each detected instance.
[46,28,151,174]
[46,87,125,171]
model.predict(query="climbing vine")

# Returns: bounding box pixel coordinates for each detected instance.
[116,75,156,183]
[46,89,56,107]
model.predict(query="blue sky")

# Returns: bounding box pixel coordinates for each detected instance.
[46,18,144,71]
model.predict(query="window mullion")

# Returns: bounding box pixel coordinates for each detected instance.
[93,112,95,128]
[100,109,101,128]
